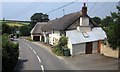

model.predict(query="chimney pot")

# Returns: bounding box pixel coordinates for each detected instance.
[84,3,86,7]
[82,3,87,17]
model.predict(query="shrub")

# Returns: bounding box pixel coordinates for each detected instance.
[58,36,68,47]
[52,36,68,56]
[2,34,19,72]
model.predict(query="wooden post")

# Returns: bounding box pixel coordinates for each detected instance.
[97,40,101,53]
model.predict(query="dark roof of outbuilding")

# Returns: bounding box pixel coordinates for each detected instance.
[31,22,47,34]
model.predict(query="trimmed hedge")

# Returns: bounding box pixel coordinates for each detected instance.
[2,34,19,72]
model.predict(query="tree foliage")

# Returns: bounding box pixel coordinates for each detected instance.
[19,13,49,36]
[58,36,68,48]
[101,16,113,27]
[2,34,19,72]
[102,6,120,49]
[2,22,12,34]
[30,13,49,22]
[20,25,31,36]
[92,16,101,25]
[30,13,49,28]
[52,36,68,56]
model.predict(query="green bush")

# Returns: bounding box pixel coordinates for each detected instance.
[58,36,68,47]
[52,47,63,56]
[2,34,19,72]
[52,36,68,56]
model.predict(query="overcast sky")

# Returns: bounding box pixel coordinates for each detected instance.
[1,2,119,21]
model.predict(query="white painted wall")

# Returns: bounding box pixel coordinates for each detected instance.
[79,26,91,32]
[49,30,61,45]
[80,17,89,26]
[31,34,33,40]
[40,35,42,41]
[49,34,53,45]
[43,32,47,43]
[67,39,73,55]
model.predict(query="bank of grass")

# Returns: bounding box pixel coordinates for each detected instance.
[0,20,30,27]
[6,22,30,27]
[7,23,24,27]
[25,36,33,41]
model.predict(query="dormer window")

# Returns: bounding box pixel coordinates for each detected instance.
[82,32,89,38]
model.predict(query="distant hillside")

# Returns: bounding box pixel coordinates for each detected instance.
[0,20,30,27]
[4,20,30,23]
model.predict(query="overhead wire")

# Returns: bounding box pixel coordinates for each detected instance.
[90,2,109,15]
[7,2,34,18]
[46,0,79,14]
[7,2,41,19]
[88,2,97,14]
[7,0,80,20]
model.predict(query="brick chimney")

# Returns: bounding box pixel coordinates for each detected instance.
[77,3,91,32]
[82,3,87,17]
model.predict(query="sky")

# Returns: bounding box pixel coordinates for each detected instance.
[1,1,119,21]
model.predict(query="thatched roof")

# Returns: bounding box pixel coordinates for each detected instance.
[31,11,99,34]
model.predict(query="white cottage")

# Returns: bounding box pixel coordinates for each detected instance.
[66,3,107,55]
[30,3,107,55]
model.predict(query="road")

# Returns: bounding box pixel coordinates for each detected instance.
[15,39,74,71]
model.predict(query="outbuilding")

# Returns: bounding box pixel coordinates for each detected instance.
[30,22,47,41]
[66,28,107,55]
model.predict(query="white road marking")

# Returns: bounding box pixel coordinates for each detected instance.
[33,50,36,54]
[29,46,31,49]
[41,65,44,72]
[37,55,41,63]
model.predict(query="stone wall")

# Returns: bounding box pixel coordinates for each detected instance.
[101,44,119,58]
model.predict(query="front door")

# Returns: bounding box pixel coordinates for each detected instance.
[86,42,93,54]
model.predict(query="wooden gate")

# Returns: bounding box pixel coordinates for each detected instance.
[86,42,93,54]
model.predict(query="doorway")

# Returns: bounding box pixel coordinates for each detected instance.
[86,42,93,54]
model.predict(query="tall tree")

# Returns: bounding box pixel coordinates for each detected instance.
[2,22,12,34]
[92,16,101,25]
[101,16,113,27]
[30,13,49,22]
[30,13,49,28]
[20,25,31,36]
[103,6,120,58]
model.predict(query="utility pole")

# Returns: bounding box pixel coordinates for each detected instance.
[63,9,65,16]
[118,1,120,16]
